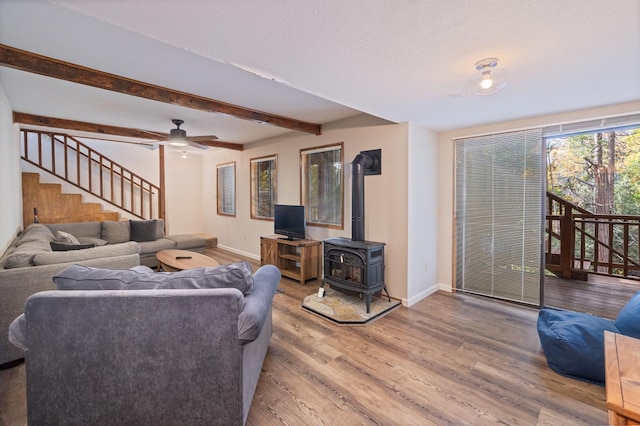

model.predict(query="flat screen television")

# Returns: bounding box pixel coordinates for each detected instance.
[274,204,306,240]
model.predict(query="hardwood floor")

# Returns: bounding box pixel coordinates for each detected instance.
[0,248,607,425]
[544,273,640,319]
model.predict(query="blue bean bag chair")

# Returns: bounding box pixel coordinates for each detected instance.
[537,290,640,386]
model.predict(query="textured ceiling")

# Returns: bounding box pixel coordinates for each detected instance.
[0,0,639,147]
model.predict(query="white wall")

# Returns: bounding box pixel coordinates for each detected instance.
[164,149,203,234]
[201,115,412,299]
[437,101,640,290]
[406,122,440,306]
[0,83,21,252]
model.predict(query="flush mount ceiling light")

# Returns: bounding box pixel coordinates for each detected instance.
[468,57,508,95]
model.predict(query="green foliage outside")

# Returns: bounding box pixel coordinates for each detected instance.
[547,128,640,214]
[547,128,640,275]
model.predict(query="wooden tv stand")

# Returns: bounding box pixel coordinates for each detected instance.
[260,235,321,284]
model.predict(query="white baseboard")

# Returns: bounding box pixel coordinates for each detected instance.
[401,282,451,307]
[217,245,260,261]
[439,283,453,292]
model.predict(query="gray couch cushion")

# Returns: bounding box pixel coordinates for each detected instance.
[4,251,36,269]
[53,261,255,295]
[3,239,54,269]
[137,238,176,255]
[77,237,108,246]
[130,220,158,242]
[46,222,102,239]
[33,242,140,266]
[101,221,130,244]
[18,224,55,243]
[8,314,27,351]
[168,234,207,250]
[155,219,165,239]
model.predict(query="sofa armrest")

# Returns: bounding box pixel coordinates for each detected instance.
[238,265,281,343]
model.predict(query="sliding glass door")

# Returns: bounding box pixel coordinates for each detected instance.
[455,129,544,305]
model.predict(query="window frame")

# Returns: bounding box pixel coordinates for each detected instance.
[300,142,344,229]
[216,161,236,217]
[250,154,278,221]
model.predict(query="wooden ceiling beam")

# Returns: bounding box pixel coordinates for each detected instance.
[13,112,244,151]
[1,44,322,136]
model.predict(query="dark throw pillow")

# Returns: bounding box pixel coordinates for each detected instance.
[130,220,157,242]
[50,242,96,251]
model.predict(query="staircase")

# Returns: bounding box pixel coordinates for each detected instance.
[20,129,163,227]
[22,172,120,226]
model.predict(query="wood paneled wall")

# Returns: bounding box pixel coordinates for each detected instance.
[21,172,120,228]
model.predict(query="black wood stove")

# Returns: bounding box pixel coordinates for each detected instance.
[321,149,389,313]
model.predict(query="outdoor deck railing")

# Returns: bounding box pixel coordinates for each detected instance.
[546,192,640,280]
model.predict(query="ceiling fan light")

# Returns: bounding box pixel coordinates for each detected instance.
[469,57,508,96]
[480,73,494,90]
[169,140,188,147]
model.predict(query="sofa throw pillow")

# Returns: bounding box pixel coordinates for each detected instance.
[55,231,80,245]
[101,221,130,244]
[130,220,157,242]
[53,261,255,295]
[614,290,640,338]
[50,241,96,251]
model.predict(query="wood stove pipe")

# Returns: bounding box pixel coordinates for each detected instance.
[351,150,381,241]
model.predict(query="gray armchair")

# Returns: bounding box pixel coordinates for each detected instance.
[10,264,281,426]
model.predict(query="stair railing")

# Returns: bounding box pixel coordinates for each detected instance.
[20,129,161,220]
[546,191,640,280]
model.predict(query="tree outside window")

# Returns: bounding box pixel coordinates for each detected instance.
[300,143,343,228]
[250,155,277,220]
[217,162,235,216]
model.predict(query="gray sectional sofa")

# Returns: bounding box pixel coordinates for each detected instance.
[9,262,281,425]
[0,219,210,366]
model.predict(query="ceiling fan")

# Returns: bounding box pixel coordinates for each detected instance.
[143,119,219,149]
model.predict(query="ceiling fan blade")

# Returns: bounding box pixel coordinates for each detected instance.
[136,129,170,140]
[188,134,219,141]
[186,140,210,150]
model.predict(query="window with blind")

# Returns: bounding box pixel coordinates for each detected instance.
[455,129,543,305]
[300,143,343,228]
[250,155,277,220]
[217,162,235,216]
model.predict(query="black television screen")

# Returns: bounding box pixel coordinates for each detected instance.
[274,204,306,240]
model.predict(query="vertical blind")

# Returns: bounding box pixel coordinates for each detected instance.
[217,162,235,216]
[455,128,544,305]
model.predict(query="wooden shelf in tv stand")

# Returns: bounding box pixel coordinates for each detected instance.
[260,235,321,284]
